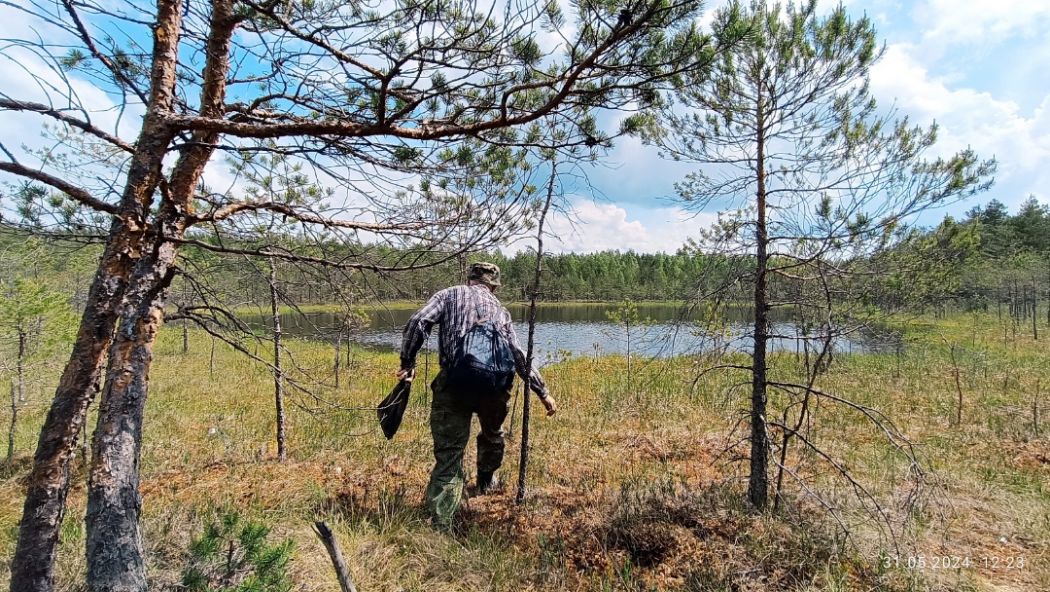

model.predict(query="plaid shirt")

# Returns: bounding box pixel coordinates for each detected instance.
[400,284,548,398]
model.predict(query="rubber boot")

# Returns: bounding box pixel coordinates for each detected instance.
[476,470,499,495]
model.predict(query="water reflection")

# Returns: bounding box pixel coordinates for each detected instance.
[242,303,898,362]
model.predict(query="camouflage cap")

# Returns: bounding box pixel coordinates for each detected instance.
[467,262,501,287]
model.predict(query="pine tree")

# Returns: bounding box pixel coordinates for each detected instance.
[647,0,994,509]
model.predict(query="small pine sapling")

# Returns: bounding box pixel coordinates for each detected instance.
[181,510,294,592]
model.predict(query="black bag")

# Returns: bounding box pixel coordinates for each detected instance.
[446,293,516,392]
[377,379,411,440]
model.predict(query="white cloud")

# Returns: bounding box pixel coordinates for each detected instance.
[5,0,1046,249]
[512,199,715,254]
[869,43,1050,205]
[0,40,145,216]
[914,0,1050,45]
[534,0,579,58]
[0,4,142,163]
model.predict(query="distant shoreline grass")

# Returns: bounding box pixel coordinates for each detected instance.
[229,299,753,317]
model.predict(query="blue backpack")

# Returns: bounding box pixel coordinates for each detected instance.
[447,293,516,392]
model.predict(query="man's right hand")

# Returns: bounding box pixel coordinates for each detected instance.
[395,368,415,382]
[540,394,557,417]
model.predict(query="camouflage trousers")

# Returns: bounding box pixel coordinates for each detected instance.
[425,370,512,528]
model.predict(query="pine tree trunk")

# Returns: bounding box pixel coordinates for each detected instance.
[81,417,90,470]
[16,329,26,403]
[85,245,179,592]
[8,1,184,586]
[1032,287,1038,340]
[346,320,352,366]
[516,160,555,505]
[11,229,153,592]
[8,381,17,463]
[270,258,287,462]
[85,0,233,582]
[748,94,770,510]
[334,331,342,389]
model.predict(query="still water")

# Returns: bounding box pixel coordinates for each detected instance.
[246,303,897,363]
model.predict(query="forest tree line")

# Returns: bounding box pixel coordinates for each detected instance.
[3,195,1047,330]
[3,194,1048,310]
[121,195,1049,309]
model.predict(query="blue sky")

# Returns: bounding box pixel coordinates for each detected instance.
[553,0,1050,253]
[1,1,1047,254]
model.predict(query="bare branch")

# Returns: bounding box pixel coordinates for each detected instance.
[193,200,430,232]
[0,161,120,216]
[0,99,135,153]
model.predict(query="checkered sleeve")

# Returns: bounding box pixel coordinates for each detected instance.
[503,310,548,399]
[400,290,446,370]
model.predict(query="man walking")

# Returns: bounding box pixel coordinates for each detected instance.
[398,262,557,528]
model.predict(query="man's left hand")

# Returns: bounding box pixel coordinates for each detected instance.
[395,368,415,382]
[540,394,557,417]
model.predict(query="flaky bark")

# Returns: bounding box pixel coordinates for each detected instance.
[8,381,17,463]
[12,212,149,592]
[3,0,707,588]
[85,228,182,592]
[83,3,236,588]
[8,2,183,589]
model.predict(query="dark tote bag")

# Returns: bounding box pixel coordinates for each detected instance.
[377,379,412,440]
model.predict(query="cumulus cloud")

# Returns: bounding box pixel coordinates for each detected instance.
[507,199,716,254]
[0,4,143,185]
[869,43,1050,203]
[4,0,1046,249]
[914,0,1050,45]
[0,41,146,217]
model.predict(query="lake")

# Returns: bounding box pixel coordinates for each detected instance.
[243,302,898,363]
